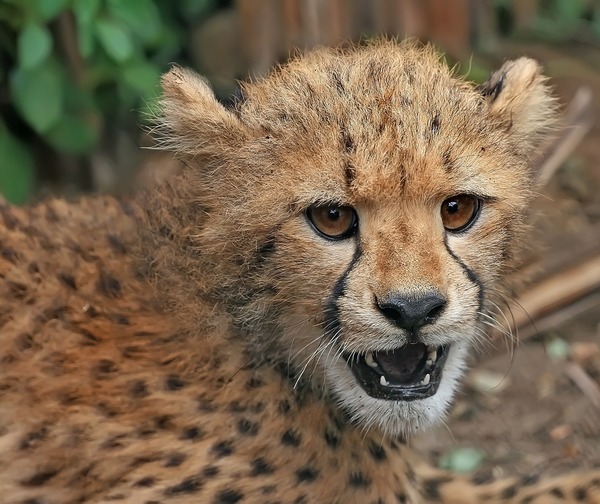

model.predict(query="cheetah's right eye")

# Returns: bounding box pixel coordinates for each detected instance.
[306,204,358,240]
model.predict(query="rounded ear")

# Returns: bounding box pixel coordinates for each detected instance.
[480,58,558,152]
[154,66,251,157]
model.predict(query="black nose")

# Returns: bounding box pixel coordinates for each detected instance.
[376,292,446,330]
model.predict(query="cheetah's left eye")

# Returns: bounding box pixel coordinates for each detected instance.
[306,204,358,240]
[440,195,481,232]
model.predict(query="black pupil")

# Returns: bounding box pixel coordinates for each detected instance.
[446,201,459,214]
[328,208,341,221]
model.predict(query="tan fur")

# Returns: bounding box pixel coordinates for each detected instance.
[0,40,598,503]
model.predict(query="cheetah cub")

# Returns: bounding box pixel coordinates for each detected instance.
[1,40,599,503]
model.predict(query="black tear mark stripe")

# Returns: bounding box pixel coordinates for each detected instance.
[323,245,363,339]
[443,237,484,315]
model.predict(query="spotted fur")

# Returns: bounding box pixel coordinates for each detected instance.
[0,40,598,503]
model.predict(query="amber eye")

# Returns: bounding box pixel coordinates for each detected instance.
[440,195,481,232]
[306,204,358,240]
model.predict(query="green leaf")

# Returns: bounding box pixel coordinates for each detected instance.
[439,448,486,474]
[45,115,98,154]
[95,18,134,62]
[180,0,216,19]
[72,0,102,25]
[30,0,69,21]
[10,59,64,133]
[122,61,161,98]
[0,125,35,205]
[18,22,52,69]
[555,0,585,23]
[106,0,162,45]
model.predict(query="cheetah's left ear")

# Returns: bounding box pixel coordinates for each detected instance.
[480,58,558,152]
[154,66,252,157]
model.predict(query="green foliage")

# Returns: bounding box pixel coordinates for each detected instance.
[497,0,600,42]
[0,123,35,205]
[0,0,216,204]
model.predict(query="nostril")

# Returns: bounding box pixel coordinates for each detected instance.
[376,291,446,330]
[424,300,445,323]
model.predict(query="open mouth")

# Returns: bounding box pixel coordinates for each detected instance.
[345,344,449,401]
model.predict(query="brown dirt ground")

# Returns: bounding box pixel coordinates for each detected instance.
[416,40,600,479]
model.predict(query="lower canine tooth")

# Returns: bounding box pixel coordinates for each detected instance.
[422,373,431,385]
[365,352,377,368]
[380,375,389,386]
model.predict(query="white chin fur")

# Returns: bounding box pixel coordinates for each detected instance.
[324,341,469,437]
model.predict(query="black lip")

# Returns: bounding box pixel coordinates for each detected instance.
[345,345,449,401]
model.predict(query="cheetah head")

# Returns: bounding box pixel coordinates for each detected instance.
[149,41,557,436]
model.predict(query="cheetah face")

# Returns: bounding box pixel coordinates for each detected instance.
[299,197,482,436]
[155,42,557,437]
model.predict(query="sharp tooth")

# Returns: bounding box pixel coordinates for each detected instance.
[427,348,438,364]
[365,351,377,368]
[422,373,431,385]
[380,375,389,386]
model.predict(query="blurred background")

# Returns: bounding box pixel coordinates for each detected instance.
[1,0,599,480]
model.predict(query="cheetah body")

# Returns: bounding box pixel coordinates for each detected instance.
[1,41,599,503]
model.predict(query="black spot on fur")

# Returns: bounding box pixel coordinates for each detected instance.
[203,465,219,477]
[21,469,59,486]
[246,377,264,389]
[135,476,156,487]
[281,429,301,447]
[228,401,247,413]
[344,162,355,186]
[20,428,48,450]
[422,476,453,500]
[95,359,118,375]
[431,114,441,134]
[501,484,518,499]
[237,418,259,436]
[396,493,408,503]
[58,273,77,290]
[442,148,454,171]
[181,426,204,441]
[154,415,173,430]
[198,396,216,413]
[15,333,34,351]
[550,488,565,498]
[250,457,274,476]
[27,261,40,274]
[261,485,276,495]
[294,496,308,504]
[256,236,276,264]
[165,375,186,391]
[573,487,588,501]
[79,328,101,345]
[341,130,354,153]
[472,471,494,485]
[96,270,122,298]
[164,476,203,495]
[296,466,319,483]
[278,400,291,414]
[164,453,186,467]
[1,246,19,264]
[349,472,371,488]
[368,442,387,462]
[520,473,540,486]
[107,234,127,254]
[129,380,150,398]
[324,428,340,448]
[212,440,234,457]
[213,489,243,503]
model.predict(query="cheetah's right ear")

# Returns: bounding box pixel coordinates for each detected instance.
[155,66,251,156]
[480,58,558,152]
